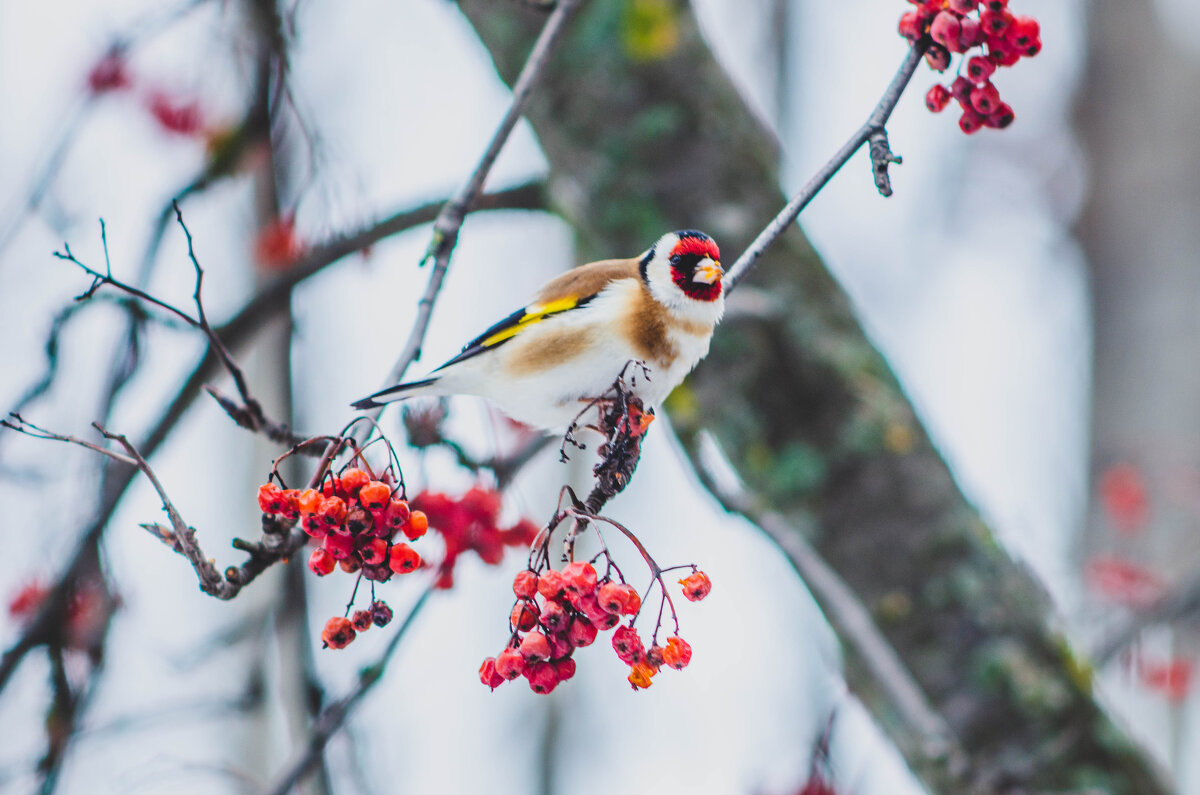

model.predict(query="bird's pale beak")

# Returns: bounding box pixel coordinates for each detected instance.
[694,258,723,284]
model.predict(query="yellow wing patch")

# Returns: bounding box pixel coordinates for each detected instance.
[480,296,580,348]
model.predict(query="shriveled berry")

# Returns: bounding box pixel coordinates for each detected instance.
[496,647,526,680]
[628,662,655,690]
[950,75,974,103]
[480,657,505,689]
[680,571,712,602]
[339,557,362,574]
[388,542,422,574]
[358,481,390,509]
[511,601,539,632]
[322,617,356,649]
[662,636,693,670]
[612,625,645,664]
[308,547,336,576]
[361,563,392,582]
[538,570,567,601]
[370,600,394,627]
[345,506,373,535]
[519,631,551,664]
[924,43,951,72]
[513,570,539,599]
[567,616,599,648]
[351,610,373,631]
[401,510,428,541]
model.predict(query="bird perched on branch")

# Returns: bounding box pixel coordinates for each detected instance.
[352,230,724,432]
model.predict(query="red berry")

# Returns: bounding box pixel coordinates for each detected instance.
[950,76,974,103]
[897,10,925,42]
[980,9,1013,36]
[146,92,202,136]
[87,52,131,94]
[308,547,336,576]
[480,657,505,689]
[340,468,370,496]
[539,600,569,634]
[401,510,428,541]
[925,84,952,113]
[567,616,599,648]
[538,570,567,601]
[322,617,356,649]
[957,17,981,50]
[983,0,1008,10]
[360,538,388,566]
[513,570,539,599]
[345,506,373,536]
[370,600,394,627]
[351,610,373,631]
[383,499,411,534]
[548,631,572,660]
[388,542,422,574]
[948,0,976,13]
[553,657,577,682]
[966,55,996,84]
[616,584,641,615]
[524,661,559,694]
[358,481,390,509]
[339,557,362,574]
[1006,15,1039,49]
[680,571,712,602]
[319,496,347,528]
[296,488,322,514]
[1022,36,1042,57]
[959,109,985,134]
[612,625,645,664]
[662,636,693,670]
[519,631,552,664]
[562,561,598,595]
[496,648,526,680]
[362,563,393,582]
[8,582,48,620]
[257,483,285,514]
[969,82,1001,114]
[511,601,538,632]
[930,12,962,52]
[986,103,1015,129]
[323,531,355,561]
[597,582,625,614]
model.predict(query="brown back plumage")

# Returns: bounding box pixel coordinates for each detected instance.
[533,258,640,307]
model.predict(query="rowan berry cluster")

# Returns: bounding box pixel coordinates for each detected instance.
[411,486,540,590]
[257,466,427,650]
[899,0,1041,133]
[480,541,712,694]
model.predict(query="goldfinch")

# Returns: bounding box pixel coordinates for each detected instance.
[352,230,724,431]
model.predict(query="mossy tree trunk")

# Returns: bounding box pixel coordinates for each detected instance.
[456,1,1169,791]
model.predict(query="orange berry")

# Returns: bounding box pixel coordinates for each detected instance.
[388,542,422,574]
[680,570,712,602]
[296,488,322,514]
[662,636,692,670]
[358,481,390,509]
[402,510,428,540]
[628,662,656,690]
[321,617,356,649]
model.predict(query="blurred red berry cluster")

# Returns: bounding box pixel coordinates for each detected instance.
[899,0,1040,133]
[480,559,710,694]
[254,214,307,271]
[412,486,539,590]
[258,466,426,650]
[8,577,112,654]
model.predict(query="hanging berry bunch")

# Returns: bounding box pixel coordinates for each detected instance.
[479,493,712,695]
[899,0,1041,133]
[257,452,427,650]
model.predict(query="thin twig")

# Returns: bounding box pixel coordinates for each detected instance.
[263,583,435,795]
[371,0,584,402]
[724,41,927,292]
[1093,569,1200,666]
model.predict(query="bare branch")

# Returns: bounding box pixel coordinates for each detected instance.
[371,0,584,404]
[724,41,927,292]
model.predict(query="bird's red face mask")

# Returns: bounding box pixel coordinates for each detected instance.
[668,235,723,302]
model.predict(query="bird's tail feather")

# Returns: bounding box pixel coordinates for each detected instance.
[351,377,440,409]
